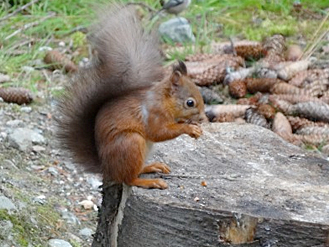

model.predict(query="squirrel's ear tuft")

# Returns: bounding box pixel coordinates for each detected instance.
[170,61,187,85]
[173,60,187,76]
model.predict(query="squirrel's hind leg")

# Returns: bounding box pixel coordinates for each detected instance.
[127,177,168,189]
[100,131,168,189]
[140,162,171,174]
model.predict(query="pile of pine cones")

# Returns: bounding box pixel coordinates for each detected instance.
[184,34,329,153]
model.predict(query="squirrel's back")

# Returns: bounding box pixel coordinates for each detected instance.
[56,4,164,171]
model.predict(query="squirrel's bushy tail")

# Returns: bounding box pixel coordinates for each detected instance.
[56,4,163,172]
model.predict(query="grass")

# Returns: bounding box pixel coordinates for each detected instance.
[0,0,328,92]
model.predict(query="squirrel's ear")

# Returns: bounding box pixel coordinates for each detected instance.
[170,61,187,85]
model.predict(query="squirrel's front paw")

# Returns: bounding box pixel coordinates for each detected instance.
[187,124,202,139]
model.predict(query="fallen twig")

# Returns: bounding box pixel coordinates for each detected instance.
[5,12,56,40]
[0,0,41,22]
[302,11,329,60]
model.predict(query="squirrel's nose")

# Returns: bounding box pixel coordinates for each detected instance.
[199,112,209,123]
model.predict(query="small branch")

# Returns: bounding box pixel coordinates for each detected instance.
[302,11,329,60]
[229,37,237,56]
[6,38,34,51]
[5,12,55,40]
[160,173,241,181]
[64,25,88,36]
[126,2,156,13]
[0,0,41,22]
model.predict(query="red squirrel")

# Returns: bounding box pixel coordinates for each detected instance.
[56,4,207,189]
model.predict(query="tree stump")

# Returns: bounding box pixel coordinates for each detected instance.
[92,123,329,247]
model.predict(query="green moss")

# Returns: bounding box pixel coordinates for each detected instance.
[0,209,33,247]
[70,239,82,247]
[36,204,61,226]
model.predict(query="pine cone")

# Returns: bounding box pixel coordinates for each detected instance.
[185,53,216,62]
[44,50,78,73]
[289,69,329,87]
[198,86,223,104]
[229,80,247,98]
[208,112,236,123]
[303,79,329,97]
[272,112,293,135]
[205,104,250,120]
[186,54,244,86]
[234,41,265,60]
[212,40,265,60]
[262,34,286,55]
[268,96,293,114]
[257,104,276,120]
[261,34,286,65]
[0,87,33,105]
[237,95,260,106]
[285,44,303,61]
[270,94,323,104]
[276,60,310,81]
[244,108,269,128]
[270,82,309,95]
[287,116,329,132]
[245,78,279,94]
[295,126,329,135]
[224,67,255,84]
[290,102,329,123]
[294,134,329,146]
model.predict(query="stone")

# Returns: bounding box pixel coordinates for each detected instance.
[47,167,58,176]
[86,176,102,190]
[2,159,18,170]
[6,120,23,128]
[79,227,93,239]
[48,239,72,247]
[60,209,80,225]
[0,196,16,211]
[93,123,329,247]
[20,106,32,113]
[8,128,46,151]
[0,220,13,239]
[158,17,195,43]
[32,145,46,152]
[0,73,10,84]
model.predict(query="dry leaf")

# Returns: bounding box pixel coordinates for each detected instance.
[201,181,207,187]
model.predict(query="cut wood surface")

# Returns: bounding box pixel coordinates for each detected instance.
[93,123,329,247]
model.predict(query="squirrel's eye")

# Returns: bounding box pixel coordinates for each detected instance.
[185,98,196,108]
